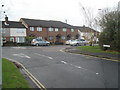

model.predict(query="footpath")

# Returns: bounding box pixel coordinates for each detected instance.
[64,47,120,61]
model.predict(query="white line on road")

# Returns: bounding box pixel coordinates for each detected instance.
[11,47,26,49]
[13,53,31,59]
[61,61,67,64]
[70,63,99,75]
[34,53,53,60]
[48,57,53,59]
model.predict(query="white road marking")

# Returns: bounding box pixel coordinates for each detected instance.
[69,63,99,75]
[61,61,67,64]
[34,53,53,60]
[11,47,26,49]
[48,57,53,59]
[13,53,31,59]
[96,73,99,75]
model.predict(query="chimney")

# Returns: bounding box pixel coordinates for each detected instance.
[5,15,8,23]
[4,15,9,26]
[65,19,67,24]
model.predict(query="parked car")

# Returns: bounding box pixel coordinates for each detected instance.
[65,40,74,45]
[31,38,50,46]
[70,39,89,46]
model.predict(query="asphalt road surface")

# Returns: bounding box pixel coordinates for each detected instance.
[2,45,119,88]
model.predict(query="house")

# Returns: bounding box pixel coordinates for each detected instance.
[74,26,100,42]
[2,16,99,45]
[2,16,26,43]
[20,18,79,44]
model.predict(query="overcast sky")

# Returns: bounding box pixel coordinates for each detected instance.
[0,0,119,26]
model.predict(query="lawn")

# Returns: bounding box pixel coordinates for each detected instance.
[77,46,120,55]
[2,58,31,88]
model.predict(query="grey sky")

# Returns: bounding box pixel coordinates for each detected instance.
[0,0,119,26]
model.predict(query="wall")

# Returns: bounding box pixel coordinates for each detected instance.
[10,28,26,37]
[26,27,78,44]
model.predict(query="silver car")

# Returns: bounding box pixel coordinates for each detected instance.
[65,40,74,45]
[70,39,89,46]
[31,39,50,46]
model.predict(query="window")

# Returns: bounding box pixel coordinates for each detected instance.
[71,29,74,32]
[3,38,6,43]
[37,37,42,39]
[61,36,66,40]
[80,39,85,41]
[63,28,67,32]
[37,27,42,31]
[55,28,59,32]
[16,37,25,43]
[49,27,54,32]
[30,27,34,31]
[10,37,14,42]
[49,36,53,40]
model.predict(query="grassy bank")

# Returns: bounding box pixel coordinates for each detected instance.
[77,46,120,55]
[2,58,31,88]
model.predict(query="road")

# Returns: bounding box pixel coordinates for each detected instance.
[2,45,119,88]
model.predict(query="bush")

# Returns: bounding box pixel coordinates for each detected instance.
[98,10,120,52]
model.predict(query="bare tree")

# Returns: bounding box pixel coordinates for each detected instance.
[79,2,97,46]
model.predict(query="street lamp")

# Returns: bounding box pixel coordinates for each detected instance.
[0,4,4,90]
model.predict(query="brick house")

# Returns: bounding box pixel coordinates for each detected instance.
[2,17,100,45]
[20,18,79,44]
[2,16,26,43]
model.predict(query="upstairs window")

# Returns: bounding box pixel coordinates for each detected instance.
[55,28,59,32]
[49,28,54,32]
[63,28,67,32]
[37,27,42,31]
[30,27,34,31]
[71,29,74,32]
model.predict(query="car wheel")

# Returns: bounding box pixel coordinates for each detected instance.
[36,43,39,46]
[76,43,79,46]
[47,43,50,46]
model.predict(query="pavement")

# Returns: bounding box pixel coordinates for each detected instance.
[2,46,119,89]
[64,46,120,61]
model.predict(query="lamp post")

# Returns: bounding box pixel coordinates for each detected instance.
[0,4,4,90]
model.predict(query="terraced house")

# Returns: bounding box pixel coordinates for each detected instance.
[20,18,79,44]
[2,16,26,44]
[2,17,100,45]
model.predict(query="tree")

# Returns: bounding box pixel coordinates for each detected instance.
[25,36,34,44]
[79,2,98,46]
[98,7,120,51]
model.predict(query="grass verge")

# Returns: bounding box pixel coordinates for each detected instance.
[2,58,31,88]
[77,46,120,55]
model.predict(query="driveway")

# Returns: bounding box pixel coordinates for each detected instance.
[2,45,119,88]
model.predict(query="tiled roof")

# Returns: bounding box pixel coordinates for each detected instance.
[2,21,25,28]
[20,18,74,28]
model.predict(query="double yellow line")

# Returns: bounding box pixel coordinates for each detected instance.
[5,58,47,90]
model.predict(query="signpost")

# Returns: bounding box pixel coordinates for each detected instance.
[0,21,2,90]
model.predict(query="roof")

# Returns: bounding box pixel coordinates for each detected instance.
[74,26,99,32]
[20,18,74,28]
[2,21,25,28]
